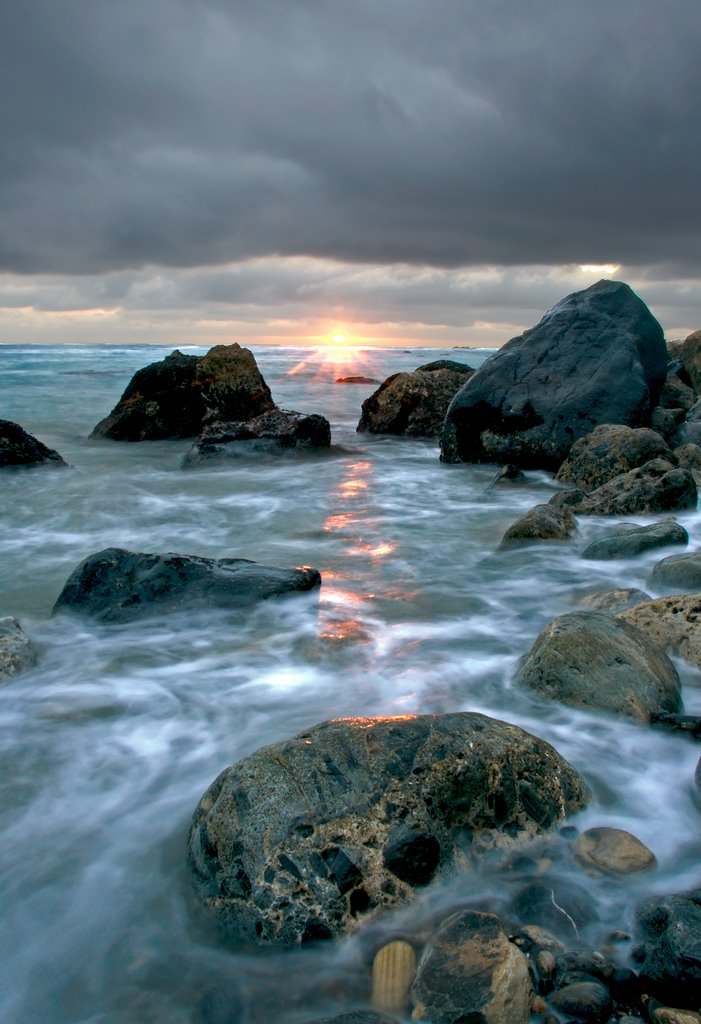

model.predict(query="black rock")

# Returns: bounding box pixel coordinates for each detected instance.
[581,520,688,561]
[512,878,598,941]
[382,828,441,886]
[184,409,331,464]
[52,547,321,623]
[635,888,701,1008]
[0,419,67,468]
[548,980,613,1022]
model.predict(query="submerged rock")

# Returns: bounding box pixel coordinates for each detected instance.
[620,594,701,669]
[52,547,321,623]
[550,459,697,517]
[357,362,473,438]
[440,280,666,470]
[0,617,37,680]
[0,419,67,468]
[498,504,576,548]
[188,713,588,946]
[90,344,275,441]
[184,409,331,464]
[581,520,688,561]
[548,980,613,1023]
[513,611,682,722]
[555,425,674,491]
[635,889,701,1009]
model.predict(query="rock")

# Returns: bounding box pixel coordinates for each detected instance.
[371,941,416,1014]
[649,712,701,739]
[680,331,701,393]
[411,909,531,1024]
[659,375,696,413]
[581,520,688,561]
[308,1014,400,1024]
[574,827,656,876]
[550,459,697,517]
[619,594,701,669]
[651,406,685,443]
[635,889,701,1009]
[498,504,577,549]
[52,547,321,623]
[555,425,674,491]
[0,419,67,468]
[513,611,682,722]
[0,617,37,680]
[336,376,380,385]
[184,409,331,464]
[555,949,615,986]
[580,589,652,614]
[489,464,526,486]
[651,1007,701,1024]
[672,422,701,449]
[90,344,275,441]
[188,714,588,946]
[440,280,667,470]
[511,878,597,942]
[548,981,613,1022]
[674,443,701,475]
[357,363,473,438]
[650,553,701,591]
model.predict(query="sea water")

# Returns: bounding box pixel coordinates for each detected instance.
[1,343,700,1023]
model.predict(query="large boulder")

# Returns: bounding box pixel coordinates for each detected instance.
[649,553,701,591]
[555,424,674,491]
[550,459,697,516]
[53,547,321,623]
[357,362,473,438]
[581,520,688,561]
[0,419,67,468]
[188,713,588,946]
[440,280,667,470]
[90,344,275,441]
[620,594,701,669]
[635,889,701,1009]
[184,409,331,465]
[513,611,682,722]
[0,617,37,680]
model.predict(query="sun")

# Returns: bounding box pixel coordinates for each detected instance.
[332,333,347,345]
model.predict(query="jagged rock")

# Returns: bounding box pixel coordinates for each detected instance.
[411,910,532,1024]
[52,547,321,623]
[357,362,473,438]
[550,459,697,516]
[0,419,67,468]
[90,344,275,441]
[620,594,701,669]
[184,409,331,464]
[635,889,701,1009]
[650,553,701,591]
[580,589,652,614]
[581,520,688,561]
[680,331,701,393]
[440,280,667,470]
[498,504,577,549]
[188,714,588,946]
[555,425,674,491]
[0,617,37,680]
[513,611,682,722]
[574,827,656,876]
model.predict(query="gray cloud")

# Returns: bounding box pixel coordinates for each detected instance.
[2,0,700,276]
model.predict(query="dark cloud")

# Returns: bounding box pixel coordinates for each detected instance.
[1,0,700,276]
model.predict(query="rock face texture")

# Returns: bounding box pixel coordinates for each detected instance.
[635,889,701,1009]
[411,910,532,1024]
[581,520,688,561]
[357,362,473,438]
[188,714,588,946]
[0,617,37,680]
[555,424,673,491]
[498,504,576,549]
[53,548,321,623]
[440,280,667,470]
[513,611,682,722]
[0,419,67,468]
[550,460,697,517]
[90,344,275,441]
[184,409,331,464]
[620,594,701,669]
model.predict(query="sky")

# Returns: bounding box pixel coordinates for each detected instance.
[1,0,700,348]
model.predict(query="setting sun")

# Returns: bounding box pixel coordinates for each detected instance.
[332,333,347,344]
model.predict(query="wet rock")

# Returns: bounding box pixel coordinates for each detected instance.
[440,280,667,470]
[511,878,597,942]
[308,1014,400,1024]
[90,344,275,441]
[573,827,656,876]
[53,547,321,623]
[371,940,416,1014]
[581,520,688,561]
[580,589,652,614]
[0,419,67,468]
[620,594,701,669]
[184,409,331,464]
[659,375,696,413]
[511,925,566,956]
[554,949,614,986]
[498,504,577,549]
[649,712,701,739]
[489,464,526,486]
[357,363,473,438]
[550,459,697,517]
[672,422,701,449]
[680,330,701,393]
[649,553,701,591]
[411,909,531,1024]
[513,611,682,722]
[635,888,701,1009]
[651,1007,701,1024]
[188,713,588,946]
[651,407,685,443]
[555,424,674,491]
[336,376,380,384]
[674,443,701,476]
[0,617,37,680]
[548,980,613,1022]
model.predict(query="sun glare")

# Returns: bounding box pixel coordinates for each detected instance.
[332,333,347,345]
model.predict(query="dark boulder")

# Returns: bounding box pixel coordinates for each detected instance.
[548,981,613,1023]
[680,331,701,393]
[184,409,331,464]
[188,713,588,946]
[581,520,688,561]
[357,363,473,438]
[550,459,697,516]
[498,504,576,549]
[658,374,696,413]
[0,617,37,680]
[90,344,275,441]
[513,610,682,722]
[0,419,67,468]
[555,425,674,491]
[635,889,701,1009]
[52,547,321,623]
[441,280,667,470]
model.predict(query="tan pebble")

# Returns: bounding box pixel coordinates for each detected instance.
[574,826,656,875]
[531,995,548,1014]
[411,1001,427,1020]
[537,857,553,872]
[652,1007,701,1024]
[372,939,417,1013]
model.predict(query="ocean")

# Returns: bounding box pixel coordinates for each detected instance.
[1,343,700,1023]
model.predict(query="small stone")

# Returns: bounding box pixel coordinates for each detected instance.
[574,827,656,876]
[535,950,557,993]
[548,980,613,1022]
[371,941,416,1013]
[531,995,548,1014]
